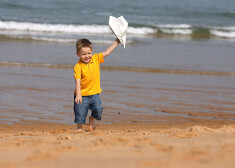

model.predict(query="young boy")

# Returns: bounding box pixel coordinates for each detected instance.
[74,38,120,131]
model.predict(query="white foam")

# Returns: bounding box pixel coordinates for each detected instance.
[0,20,110,34]
[211,30,235,38]
[128,27,156,35]
[0,20,155,36]
[2,20,235,39]
[158,24,192,29]
[161,29,192,35]
[157,24,192,35]
[210,26,235,38]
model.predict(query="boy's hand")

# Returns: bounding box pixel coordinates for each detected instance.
[75,96,82,104]
[115,38,120,45]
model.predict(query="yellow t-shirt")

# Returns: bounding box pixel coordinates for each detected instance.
[74,53,104,96]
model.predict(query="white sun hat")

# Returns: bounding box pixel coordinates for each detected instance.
[109,16,128,48]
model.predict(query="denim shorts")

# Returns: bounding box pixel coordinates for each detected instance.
[74,94,103,124]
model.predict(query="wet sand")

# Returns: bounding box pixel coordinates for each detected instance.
[1,65,235,124]
[0,122,235,168]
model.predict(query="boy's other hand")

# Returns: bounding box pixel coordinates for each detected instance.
[75,96,82,104]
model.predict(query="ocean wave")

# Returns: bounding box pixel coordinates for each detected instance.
[158,24,192,29]
[219,12,235,18]
[157,24,192,35]
[0,20,235,41]
[156,24,235,38]
[0,20,110,34]
[211,30,235,38]
[211,26,235,38]
[160,29,192,35]
[1,61,234,77]
[0,34,136,44]
[0,20,155,36]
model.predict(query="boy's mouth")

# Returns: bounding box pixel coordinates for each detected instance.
[81,57,91,64]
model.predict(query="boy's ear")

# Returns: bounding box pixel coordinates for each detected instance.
[76,52,80,57]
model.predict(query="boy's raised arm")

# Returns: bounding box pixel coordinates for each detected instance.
[103,38,120,58]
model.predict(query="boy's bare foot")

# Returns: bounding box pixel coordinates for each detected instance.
[74,129,85,133]
[89,116,96,131]
[77,124,82,129]
[74,124,84,133]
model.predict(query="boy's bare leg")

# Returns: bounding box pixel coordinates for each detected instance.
[89,116,96,131]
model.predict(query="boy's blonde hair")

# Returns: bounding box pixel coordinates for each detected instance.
[76,39,92,52]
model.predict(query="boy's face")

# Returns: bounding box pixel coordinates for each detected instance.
[77,47,93,64]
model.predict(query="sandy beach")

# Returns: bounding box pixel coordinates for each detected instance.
[0,122,235,168]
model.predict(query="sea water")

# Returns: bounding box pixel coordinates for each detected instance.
[0,0,235,38]
[0,0,235,72]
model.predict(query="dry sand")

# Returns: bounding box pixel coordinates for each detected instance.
[1,122,235,168]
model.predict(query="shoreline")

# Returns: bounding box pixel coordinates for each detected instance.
[1,119,235,132]
[1,61,235,76]
[1,122,235,168]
